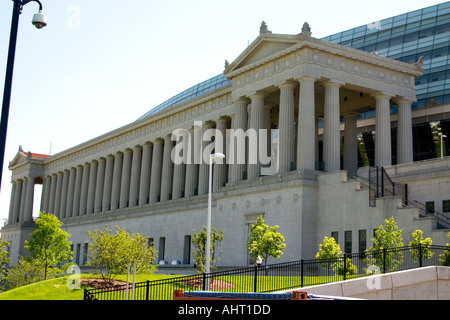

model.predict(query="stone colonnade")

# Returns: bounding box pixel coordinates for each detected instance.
[7,77,414,225]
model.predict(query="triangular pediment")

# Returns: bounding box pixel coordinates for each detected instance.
[9,147,50,170]
[224,33,302,77]
[9,152,29,169]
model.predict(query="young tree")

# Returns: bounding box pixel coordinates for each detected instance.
[0,237,10,291]
[316,236,357,277]
[247,215,286,267]
[25,213,72,280]
[439,231,450,266]
[409,229,434,262]
[87,225,157,282]
[192,225,224,273]
[365,217,404,272]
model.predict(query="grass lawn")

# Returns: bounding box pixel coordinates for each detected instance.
[0,273,176,300]
[0,273,351,300]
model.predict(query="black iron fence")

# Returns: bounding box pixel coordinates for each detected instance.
[84,244,449,300]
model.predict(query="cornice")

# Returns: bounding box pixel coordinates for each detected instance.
[224,33,424,79]
[35,83,233,175]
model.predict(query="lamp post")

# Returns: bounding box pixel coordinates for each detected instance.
[0,0,47,191]
[441,133,447,159]
[205,152,225,289]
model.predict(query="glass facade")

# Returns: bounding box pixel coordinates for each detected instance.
[137,73,231,120]
[322,1,450,111]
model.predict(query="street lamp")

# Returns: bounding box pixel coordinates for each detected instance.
[205,152,225,289]
[441,133,447,159]
[0,0,47,191]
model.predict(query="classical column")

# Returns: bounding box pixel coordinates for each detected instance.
[12,179,22,224]
[8,181,16,224]
[149,139,164,203]
[160,135,174,201]
[323,81,342,172]
[111,152,123,210]
[297,76,317,171]
[86,160,98,214]
[94,158,106,213]
[198,122,214,195]
[139,142,152,205]
[343,113,359,177]
[72,165,83,217]
[48,174,57,214]
[184,127,199,197]
[60,170,70,219]
[66,167,76,218]
[23,176,35,223]
[41,177,50,214]
[102,155,114,212]
[278,81,296,173]
[374,94,392,167]
[229,99,249,182]
[53,172,63,218]
[19,178,27,222]
[213,118,228,192]
[129,146,142,207]
[396,98,413,164]
[79,163,90,215]
[120,149,133,208]
[248,93,266,180]
[172,137,186,200]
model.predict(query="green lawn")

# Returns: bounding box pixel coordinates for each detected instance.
[0,273,176,300]
[0,273,352,300]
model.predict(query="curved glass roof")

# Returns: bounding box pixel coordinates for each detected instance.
[137,73,231,121]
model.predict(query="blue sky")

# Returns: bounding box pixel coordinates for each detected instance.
[0,0,447,221]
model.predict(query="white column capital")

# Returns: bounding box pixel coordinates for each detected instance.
[279,80,297,90]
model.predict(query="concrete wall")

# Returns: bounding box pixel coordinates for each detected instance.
[293,266,450,300]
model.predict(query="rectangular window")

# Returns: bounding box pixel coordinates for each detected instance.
[183,235,191,265]
[76,243,81,265]
[158,237,165,262]
[331,231,339,244]
[443,200,450,213]
[345,231,352,254]
[83,243,88,266]
[426,201,435,214]
[358,230,367,253]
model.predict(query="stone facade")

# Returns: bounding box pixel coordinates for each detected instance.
[4,22,445,269]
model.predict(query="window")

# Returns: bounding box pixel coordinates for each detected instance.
[183,235,191,265]
[331,231,339,243]
[426,201,435,214]
[443,200,450,213]
[76,243,81,265]
[359,230,367,253]
[83,243,88,266]
[158,237,165,262]
[345,231,352,254]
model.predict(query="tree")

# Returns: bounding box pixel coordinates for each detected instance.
[316,236,357,277]
[87,225,157,282]
[409,229,434,262]
[247,215,286,267]
[0,237,10,291]
[192,225,224,273]
[439,232,450,266]
[365,217,404,272]
[25,212,72,280]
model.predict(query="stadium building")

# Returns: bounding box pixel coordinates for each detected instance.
[2,2,450,268]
